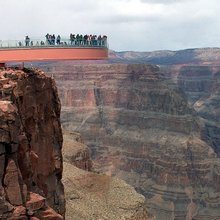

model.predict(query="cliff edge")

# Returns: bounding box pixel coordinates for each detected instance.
[62,132,155,220]
[0,67,64,219]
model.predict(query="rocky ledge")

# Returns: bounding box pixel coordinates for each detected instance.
[0,68,64,219]
[63,131,92,171]
[62,132,155,220]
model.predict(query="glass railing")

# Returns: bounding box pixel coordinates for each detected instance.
[0,38,108,49]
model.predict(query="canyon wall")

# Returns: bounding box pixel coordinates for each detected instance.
[177,66,220,157]
[62,131,154,220]
[110,47,220,159]
[0,66,155,220]
[194,69,220,156]
[40,62,220,219]
[162,65,220,157]
[0,68,64,219]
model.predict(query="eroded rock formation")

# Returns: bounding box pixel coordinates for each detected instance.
[62,131,154,220]
[162,65,220,157]
[0,68,64,219]
[63,131,92,171]
[42,63,220,219]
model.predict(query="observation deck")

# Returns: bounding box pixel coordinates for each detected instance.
[0,37,108,64]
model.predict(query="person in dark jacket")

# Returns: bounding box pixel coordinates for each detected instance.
[56,35,61,45]
[25,36,30,46]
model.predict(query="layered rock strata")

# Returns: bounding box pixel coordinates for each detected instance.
[193,68,220,156]
[175,66,217,105]
[62,132,154,220]
[42,63,220,219]
[0,68,64,219]
[162,65,220,157]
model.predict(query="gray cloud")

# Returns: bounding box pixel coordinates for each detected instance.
[140,0,185,4]
[98,14,159,24]
[0,0,219,51]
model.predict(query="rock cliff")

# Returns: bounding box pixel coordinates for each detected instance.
[0,67,64,219]
[42,63,220,219]
[62,131,154,220]
[195,75,220,155]
[63,131,92,171]
[161,65,220,157]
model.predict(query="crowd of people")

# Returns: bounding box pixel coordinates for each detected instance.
[69,34,107,46]
[45,34,61,45]
[23,34,107,47]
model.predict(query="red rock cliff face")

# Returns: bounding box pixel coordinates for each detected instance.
[0,68,64,219]
[39,62,220,220]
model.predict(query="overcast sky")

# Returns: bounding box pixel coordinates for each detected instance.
[0,0,219,51]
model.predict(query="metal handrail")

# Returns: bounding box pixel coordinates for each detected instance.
[0,38,108,49]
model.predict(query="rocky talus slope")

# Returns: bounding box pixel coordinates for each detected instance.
[62,132,154,220]
[41,63,220,220]
[0,68,64,219]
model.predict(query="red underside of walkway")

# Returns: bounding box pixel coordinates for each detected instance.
[0,47,108,62]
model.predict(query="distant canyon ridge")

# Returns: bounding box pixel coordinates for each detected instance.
[35,47,220,220]
[109,47,220,65]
